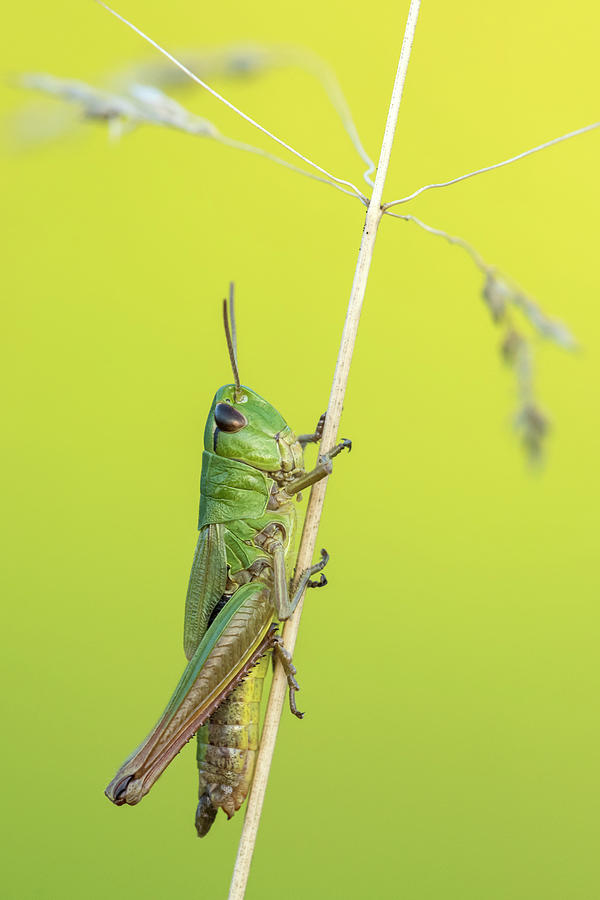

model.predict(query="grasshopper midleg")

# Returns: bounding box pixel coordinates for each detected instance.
[105,288,350,835]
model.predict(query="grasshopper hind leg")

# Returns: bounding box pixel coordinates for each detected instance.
[273,635,304,719]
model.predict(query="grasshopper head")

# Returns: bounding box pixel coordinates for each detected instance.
[203,286,302,473]
[204,385,301,472]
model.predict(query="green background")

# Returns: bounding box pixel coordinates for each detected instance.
[2,1,599,897]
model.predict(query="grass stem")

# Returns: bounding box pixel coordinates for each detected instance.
[227,2,422,897]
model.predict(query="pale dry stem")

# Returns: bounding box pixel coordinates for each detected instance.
[228,2,422,897]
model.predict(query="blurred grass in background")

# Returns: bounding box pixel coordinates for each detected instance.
[1,1,599,897]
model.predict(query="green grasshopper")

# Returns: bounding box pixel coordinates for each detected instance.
[105,288,350,836]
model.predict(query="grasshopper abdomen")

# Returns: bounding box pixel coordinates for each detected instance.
[195,654,269,836]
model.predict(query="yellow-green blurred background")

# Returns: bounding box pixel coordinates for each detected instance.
[2,1,599,897]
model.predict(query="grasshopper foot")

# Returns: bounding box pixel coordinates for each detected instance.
[333,438,352,456]
[289,687,304,719]
[309,547,329,575]
[299,548,329,591]
[298,412,326,447]
[307,574,327,588]
[273,636,304,719]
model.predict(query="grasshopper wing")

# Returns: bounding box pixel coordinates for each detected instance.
[184,523,227,660]
[105,582,274,806]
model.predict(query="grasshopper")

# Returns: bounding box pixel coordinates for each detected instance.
[105,288,350,835]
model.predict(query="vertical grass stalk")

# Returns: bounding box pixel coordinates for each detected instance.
[228,2,422,896]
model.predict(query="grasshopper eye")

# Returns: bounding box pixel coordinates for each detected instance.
[214,402,248,433]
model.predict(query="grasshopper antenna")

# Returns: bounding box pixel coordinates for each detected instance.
[229,282,238,367]
[223,290,241,398]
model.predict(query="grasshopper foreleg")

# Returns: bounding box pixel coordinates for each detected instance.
[272,635,304,719]
[284,439,352,497]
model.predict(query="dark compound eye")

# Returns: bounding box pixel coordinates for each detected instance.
[214,402,248,433]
